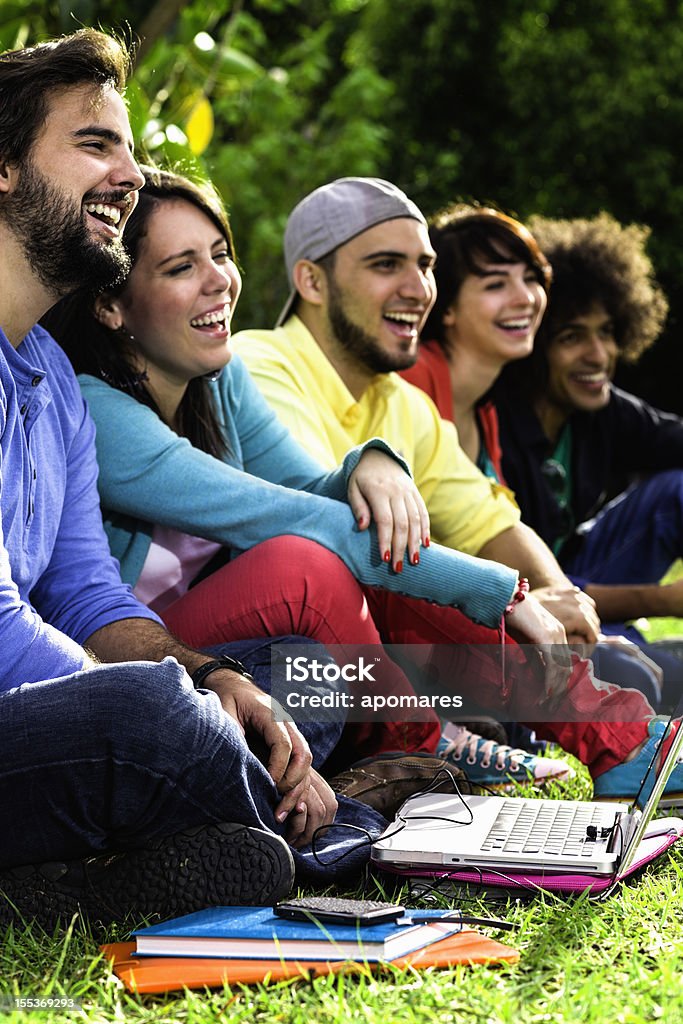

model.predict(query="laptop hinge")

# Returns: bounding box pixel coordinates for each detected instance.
[607,810,637,856]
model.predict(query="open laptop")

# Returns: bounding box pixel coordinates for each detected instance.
[372,719,683,877]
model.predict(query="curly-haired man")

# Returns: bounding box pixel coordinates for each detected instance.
[494,213,683,681]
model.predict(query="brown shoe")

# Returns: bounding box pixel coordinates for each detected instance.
[328,753,476,819]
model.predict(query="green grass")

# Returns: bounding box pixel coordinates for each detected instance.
[7,561,683,1024]
[3,761,683,1024]
[5,565,683,1024]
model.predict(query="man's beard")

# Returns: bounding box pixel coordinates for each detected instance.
[327,276,418,374]
[1,159,131,299]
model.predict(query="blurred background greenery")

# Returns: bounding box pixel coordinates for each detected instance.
[3,0,682,410]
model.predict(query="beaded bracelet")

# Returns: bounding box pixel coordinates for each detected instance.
[504,577,529,615]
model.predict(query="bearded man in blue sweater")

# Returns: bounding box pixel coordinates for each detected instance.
[0,28,394,931]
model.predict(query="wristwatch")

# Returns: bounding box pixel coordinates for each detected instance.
[191,655,255,689]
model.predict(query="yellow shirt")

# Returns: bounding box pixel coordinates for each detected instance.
[233,316,520,555]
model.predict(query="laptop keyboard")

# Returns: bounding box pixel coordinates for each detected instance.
[481,799,617,858]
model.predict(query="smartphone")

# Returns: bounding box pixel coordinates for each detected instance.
[275,896,405,926]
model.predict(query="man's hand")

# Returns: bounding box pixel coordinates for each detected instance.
[85,618,328,834]
[205,668,314,821]
[504,592,572,706]
[478,523,601,644]
[530,584,600,646]
[347,448,430,572]
[280,769,338,849]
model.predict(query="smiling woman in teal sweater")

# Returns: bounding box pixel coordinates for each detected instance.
[77,354,516,623]
[45,168,548,630]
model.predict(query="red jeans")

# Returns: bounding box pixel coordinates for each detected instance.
[161,536,441,764]
[162,535,652,777]
[364,590,652,777]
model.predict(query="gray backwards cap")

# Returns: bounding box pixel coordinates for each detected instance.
[275,176,426,326]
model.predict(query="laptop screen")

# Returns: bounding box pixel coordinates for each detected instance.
[618,711,683,874]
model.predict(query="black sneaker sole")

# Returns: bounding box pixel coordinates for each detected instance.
[0,822,294,931]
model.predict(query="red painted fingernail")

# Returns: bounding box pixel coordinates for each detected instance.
[424,535,430,547]
[383,550,391,563]
[412,553,420,566]
[395,560,403,573]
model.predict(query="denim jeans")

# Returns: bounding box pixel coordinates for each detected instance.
[566,470,683,706]
[568,470,683,585]
[0,636,386,882]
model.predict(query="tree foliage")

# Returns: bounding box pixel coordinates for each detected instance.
[356,0,683,407]
[4,0,683,405]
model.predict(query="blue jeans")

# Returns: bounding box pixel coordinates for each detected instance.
[565,470,683,707]
[0,636,385,882]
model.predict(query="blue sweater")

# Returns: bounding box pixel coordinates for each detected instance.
[0,326,159,691]
[79,356,517,627]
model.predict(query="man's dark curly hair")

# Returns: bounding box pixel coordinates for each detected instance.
[529,212,668,363]
[499,212,669,401]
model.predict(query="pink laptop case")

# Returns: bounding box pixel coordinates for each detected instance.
[378,818,683,895]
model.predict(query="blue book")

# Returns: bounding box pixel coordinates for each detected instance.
[133,906,462,962]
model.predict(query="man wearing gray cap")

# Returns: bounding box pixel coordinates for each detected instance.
[231,177,608,785]
[234,176,597,641]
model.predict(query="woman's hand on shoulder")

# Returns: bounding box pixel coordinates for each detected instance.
[347,448,430,572]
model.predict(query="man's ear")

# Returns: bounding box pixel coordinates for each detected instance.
[0,157,18,196]
[94,293,124,332]
[292,259,327,307]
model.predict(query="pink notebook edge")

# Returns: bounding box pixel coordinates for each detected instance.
[377,818,683,895]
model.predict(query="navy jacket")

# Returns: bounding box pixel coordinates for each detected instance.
[493,383,683,561]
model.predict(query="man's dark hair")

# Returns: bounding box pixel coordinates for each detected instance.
[0,28,131,167]
[528,212,668,364]
[44,166,235,459]
[422,203,552,354]
[499,212,670,401]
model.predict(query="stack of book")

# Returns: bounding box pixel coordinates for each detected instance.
[102,905,520,993]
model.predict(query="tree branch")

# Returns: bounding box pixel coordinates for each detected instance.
[135,0,188,64]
